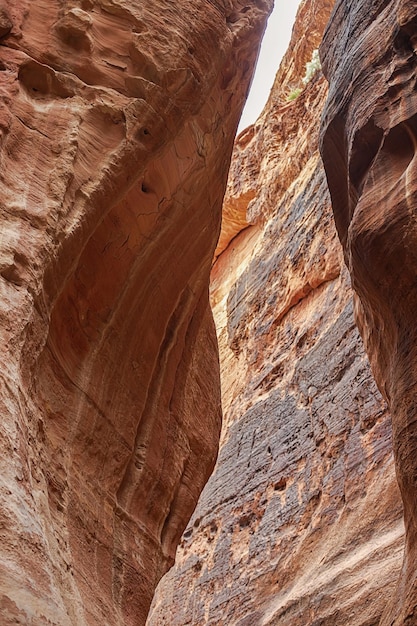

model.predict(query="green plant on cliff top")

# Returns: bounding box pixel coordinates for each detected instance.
[286,87,302,101]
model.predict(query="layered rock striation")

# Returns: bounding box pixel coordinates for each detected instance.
[149,1,404,624]
[321,1,417,623]
[0,1,272,624]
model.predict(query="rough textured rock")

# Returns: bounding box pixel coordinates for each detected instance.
[149,1,404,624]
[214,0,337,259]
[320,1,417,623]
[0,1,272,624]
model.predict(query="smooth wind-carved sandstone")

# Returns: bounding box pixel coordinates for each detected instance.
[0,1,272,624]
[321,1,417,623]
[148,1,403,624]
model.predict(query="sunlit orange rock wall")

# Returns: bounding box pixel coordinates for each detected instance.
[148,1,404,624]
[321,1,417,623]
[0,0,272,624]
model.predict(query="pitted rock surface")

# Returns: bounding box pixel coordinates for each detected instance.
[149,1,404,624]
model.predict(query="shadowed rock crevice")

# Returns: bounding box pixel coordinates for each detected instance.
[320,0,417,623]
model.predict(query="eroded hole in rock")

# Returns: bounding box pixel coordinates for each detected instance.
[18,61,74,99]
[274,478,287,492]
[0,6,12,38]
[238,514,252,529]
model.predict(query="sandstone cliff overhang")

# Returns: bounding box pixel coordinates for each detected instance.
[0,1,272,624]
[320,1,417,623]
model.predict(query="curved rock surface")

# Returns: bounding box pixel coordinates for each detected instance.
[321,1,417,623]
[149,1,403,624]
[0,1,272,624]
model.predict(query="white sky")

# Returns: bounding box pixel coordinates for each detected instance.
[238,0,301,132]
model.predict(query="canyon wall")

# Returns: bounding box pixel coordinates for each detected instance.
[148,1,405,624]
[321,1,417,623]
[0,1,272,624]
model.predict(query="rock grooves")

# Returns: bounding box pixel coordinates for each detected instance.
[149,1,404,624]
[321,0,417,623]
[0,0,271,624]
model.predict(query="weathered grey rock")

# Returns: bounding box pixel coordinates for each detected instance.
[148,1,404,624]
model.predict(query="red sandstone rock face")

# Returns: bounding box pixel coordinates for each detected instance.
[321,1,417,623]
[148,1,404,624]
[0,1,272,624]
[215,0,336,259]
